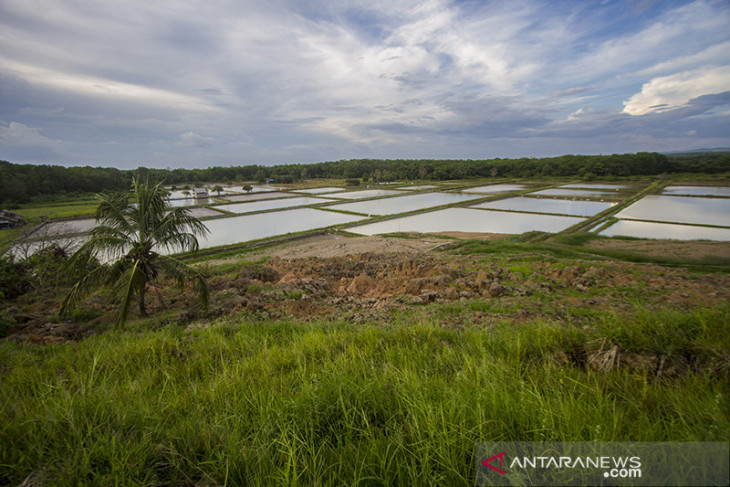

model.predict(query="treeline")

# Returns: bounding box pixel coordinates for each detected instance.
[2,152,729,205]
[0,161,129,205]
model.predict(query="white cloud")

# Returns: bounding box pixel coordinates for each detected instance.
[178,132,213,148]
[0,58,220,112]
[0,121,67,159]
[0,0,729,165]
[567,108,585,121]
[622,65,730,115]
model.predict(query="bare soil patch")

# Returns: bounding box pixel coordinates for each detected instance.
[208,234,448,264]
[5,234,730,344]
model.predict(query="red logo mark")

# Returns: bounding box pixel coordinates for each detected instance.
[482,451,507,475]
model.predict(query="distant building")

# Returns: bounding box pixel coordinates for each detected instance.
[0,210,25,229]
[193,188,209,199]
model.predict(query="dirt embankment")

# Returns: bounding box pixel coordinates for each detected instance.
[203,246,729,327]
[5,234,730,344]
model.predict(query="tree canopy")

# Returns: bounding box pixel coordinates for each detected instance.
[61,178,210,328]
[2,151,728,205]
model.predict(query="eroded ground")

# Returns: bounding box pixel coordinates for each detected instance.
[6,234,728,348]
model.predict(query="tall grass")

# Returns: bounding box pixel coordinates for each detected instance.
[1,306,728,485]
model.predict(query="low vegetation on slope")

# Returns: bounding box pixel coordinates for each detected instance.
[1,236,729,485]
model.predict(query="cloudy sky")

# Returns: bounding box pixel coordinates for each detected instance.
[1,0,729,168]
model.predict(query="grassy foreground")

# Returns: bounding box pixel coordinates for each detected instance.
[1,305,728,485]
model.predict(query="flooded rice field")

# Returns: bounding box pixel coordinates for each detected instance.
[348,207,584,235]
[599,220,730,241]
[14,182,730,256]
[220,192,295,202]
[326,189,404,199]
[461,183,529,193]
[328,192,483,215]
[661,185,730,197]
[292,187,346,194]
[530,188,627,200]
[472,196,615,217]
[197,208,366,249]
[215,196,335,214]
[614,195,729,227]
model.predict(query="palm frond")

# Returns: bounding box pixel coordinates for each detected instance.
[115,259,146,329]
[154,207,209,253]
[62,176,210,328]
[59,263,110,319]
[94,191,134,235]
[157,255,209,309]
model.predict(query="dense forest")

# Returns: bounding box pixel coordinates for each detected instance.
[1,152,729,205]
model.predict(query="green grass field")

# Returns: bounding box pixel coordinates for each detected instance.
[14,197,100,222]
[1,303,728,485]
[1,178,729,485]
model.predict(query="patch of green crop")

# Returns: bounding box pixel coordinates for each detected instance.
[14,198,100,222]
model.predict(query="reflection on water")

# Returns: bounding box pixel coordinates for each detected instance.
[472,197,614,217]
[616,195,730,227]
[462,184,527,193]
[396,185,440,190]
[348,208,584,235]
[216,196,335,214]
[30,218,96,237]
[531,188,624,200]
[198,209,366,248]
[220,192,295,202]
[560,183,629,190]
[166,198,212,207]
[600,220,730,241]
[185,207,226,218]
[329,192,483,215]
[662,186,730,197]
[11,235,87,260]
[293,187,345,194]
[327,189,403,199]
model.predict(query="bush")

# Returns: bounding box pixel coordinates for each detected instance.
[345,178,361,186]
[0,256,31,300]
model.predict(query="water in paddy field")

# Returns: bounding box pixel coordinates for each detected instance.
[560,183,630,190]
[30,218,97,237]
[472,197,615,217]
[328,192,484,216]
[326,189,404,199]
[14,184,730,259]
[292,187,346,194]
[661,185,730,197]
[600,220,730,241]
[530,188,626,200]
[616,195,730,227]
[197,208,366,249]
[396,185,440,190]
[348,208,584,235]
[214,196,336,214]
[220,192,295,202]
[165,197,213,207]
[461,183,528,193]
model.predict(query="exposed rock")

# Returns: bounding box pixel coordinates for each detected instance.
[347,274,377,296]
[488,281,505,297]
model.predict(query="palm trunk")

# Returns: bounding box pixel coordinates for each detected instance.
[139,284,148,317]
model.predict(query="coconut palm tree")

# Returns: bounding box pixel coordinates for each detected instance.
[61,177,210,328]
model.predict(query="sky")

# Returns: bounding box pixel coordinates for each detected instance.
[1,0,729,169]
